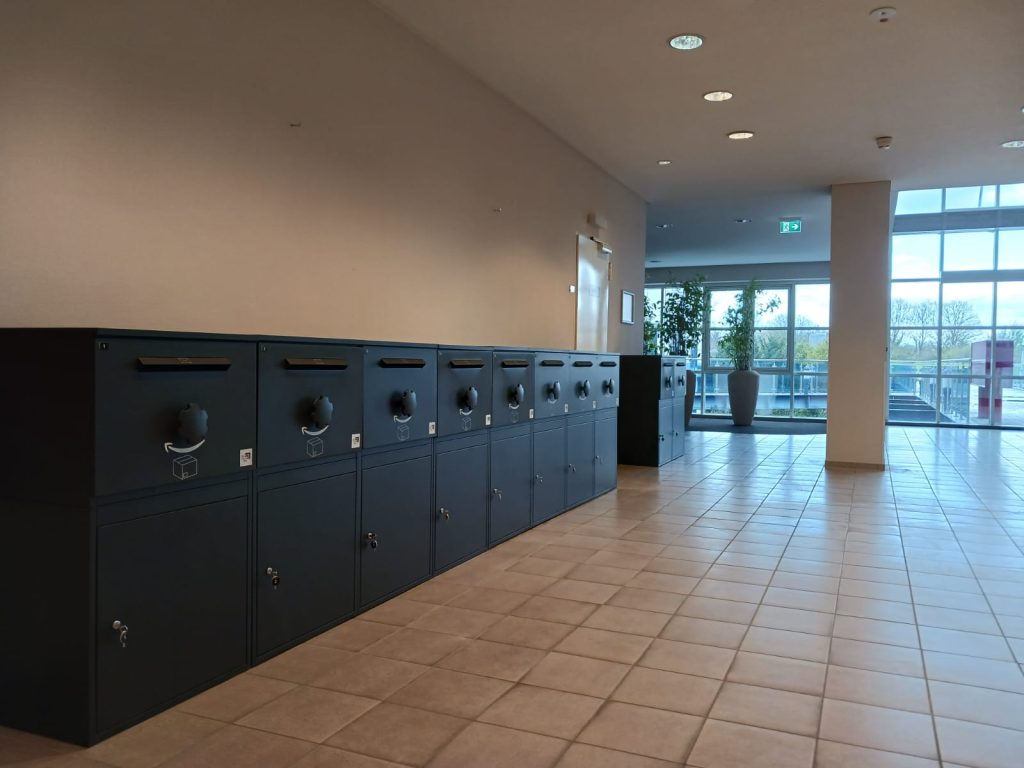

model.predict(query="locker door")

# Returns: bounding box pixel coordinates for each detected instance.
[595,416,618,495]
[567,420,596,507]
[533,425,567,523]
[435,443,489,570]
[658,402,673,466]
[256,473,357,657]
[489,432,531,543]
[96,497,247,734]
[360,456,431,605]
[671,399,686,460]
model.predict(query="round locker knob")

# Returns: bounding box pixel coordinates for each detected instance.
[177,403,208,445]
[395,390,417,418]
[311,395,334,429]
[578,379,591,398]
[604,379,616,395]
[461,386,479,412]
[549,381,561,402]
[510,383,525,406]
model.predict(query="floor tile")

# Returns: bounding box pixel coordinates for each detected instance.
[638,639,736,679]
[606,587,685,614]
[928,680,1024,730]
[818,699,937,759]
[479,615,575,649]
[727,652,827,695]
[610,665,722,716]
[823,665,930,713]
[434,638,545,681]
[83,711,225,768]
[478,684,603,739]
[236,686,377,743]
[311,621,399,652]
[813,740,939,768]
[577,702,702,762]
[554,743,678,768]
[426,722,566,768]
[446,587,532,614]
[386,668,511,718]
[741,626,830,663]
[361,628,468,665]
[407,606,503,637]
[159,725,314,768]
[288,745,415,768]
[687,719,815,768]
[709,682,822,736]
[660,616,748,649]
[934,716,1024,768]
[554,626,652,663]
[828,638,924,677]
[521,652,630,697]
[176,674,296,722]
[326,704,468,766]
[582,605,671,637]
[513,595,600,624]
[311,654,429,699]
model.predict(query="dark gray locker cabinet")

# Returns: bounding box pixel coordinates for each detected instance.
[568,355,598,414]
[256,469,357,659]
[567,415,596,507]
[434,436,489,570]
[360,448,432,606]
[595,414,618,495]
[671,399,686,460]
[532,422,567,523]
[362,345,437,449]
[492,352,534,427]
[437,349,492,436]
[618,355,685,467]
[488,427,532,543]
[595,356,619,410]
[534,353,571,420]
[96,495,247,735]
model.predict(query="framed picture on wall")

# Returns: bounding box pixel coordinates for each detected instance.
[621,290,635,325]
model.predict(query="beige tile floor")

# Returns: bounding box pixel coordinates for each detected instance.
[3,426,1024,767]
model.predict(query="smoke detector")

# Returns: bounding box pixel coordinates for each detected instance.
[876,136,894,150]
[870,7,897,23]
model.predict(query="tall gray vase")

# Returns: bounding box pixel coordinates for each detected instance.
[728,369,759,426]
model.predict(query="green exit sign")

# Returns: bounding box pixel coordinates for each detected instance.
[779,220,802,234]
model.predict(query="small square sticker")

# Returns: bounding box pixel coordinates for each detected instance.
[351,433,361,449]
[485,414,492,426]
[239,448,253,467]
[592,401,597,409]
[529,408,535,419]
[428,421,437,435]
[564,403,569,413]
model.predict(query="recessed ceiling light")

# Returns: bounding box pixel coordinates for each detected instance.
[728,131,755,140]
[735,218,752,224]
[654,223,673,229]
[703,91,733,102]
[657,159,672,166]
[668,34,704,51]
[1002,139,1024,148]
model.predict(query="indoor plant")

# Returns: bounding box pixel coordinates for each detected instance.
[719,280,779,426]
[659,276,710,425]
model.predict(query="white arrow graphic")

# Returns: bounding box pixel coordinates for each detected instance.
[164,440,205,454]
[301,425,330,436]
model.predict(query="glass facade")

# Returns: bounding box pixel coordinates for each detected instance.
[645,281,830,419]
[889,183,1024,427]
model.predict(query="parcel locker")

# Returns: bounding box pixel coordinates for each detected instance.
[96,487,248,735]
[488,425,532,543]
[533,352,571,420]
[658,401,673,466]
[568,354,598,414]
[255,463,357,659]
[618,355,684,467]
[359,444,433,606]
[566,412,596,507]
[94,336,257,496]
[257,342,363,467]
[362,345,437,449]
[434,433,489,570]
[595,411,618,495]
[595,356,619,410]
[491,351,534,427]
[532,420,567,523]
[436,348,492,436]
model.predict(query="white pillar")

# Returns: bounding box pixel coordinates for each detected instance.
[826,180,892,469]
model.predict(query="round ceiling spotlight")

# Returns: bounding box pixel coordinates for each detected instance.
[735,218,752,224]
[657,159,672,166]
[728,131,755,140]
[668,34,704,51]
[703,90,734,102]
[1002,139,1024,148]
[869,7,897,23]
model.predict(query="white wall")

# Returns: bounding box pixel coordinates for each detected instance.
[0,0,646,352]
[827,181,892,468]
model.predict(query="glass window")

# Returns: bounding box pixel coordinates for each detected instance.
[942,282,993,326]
[998,229,1024,270]
[941,329,990,374]
[888,376,940,422]
[895,189,942,215]
[794,329,829,372]
[944,186,998,210]
[708,290,739,327]
[753,330,787,368]
[701,373,730,415]
[890,333,937,374]
[891,281,939,326]
[1000,183,1024,208]
[943,230,994,271]
[754,374,790,416]
[997,282,1024,326]
[755,288,788,327]
[892,234,940,278]
[793,374,827,418]
[794,284,830,327]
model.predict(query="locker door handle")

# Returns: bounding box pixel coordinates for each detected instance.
[492,488,502,500]
[266,567,280,589]
[596,455,602,464]
[365,532,379,549]
[438,507,451,520]
[569,464,576,473]
[604,379,616,395]
[535,474,543,484]
[659,434,665,441]
[548,381,561,402]
[111,620,128,648]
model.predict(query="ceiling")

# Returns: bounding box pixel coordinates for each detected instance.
[374,0,1024,267]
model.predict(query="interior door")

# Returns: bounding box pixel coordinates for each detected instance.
[576,235,610,352]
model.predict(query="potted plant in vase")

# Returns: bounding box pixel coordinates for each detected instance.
[719,280,780,426]
[659,276,710,426]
